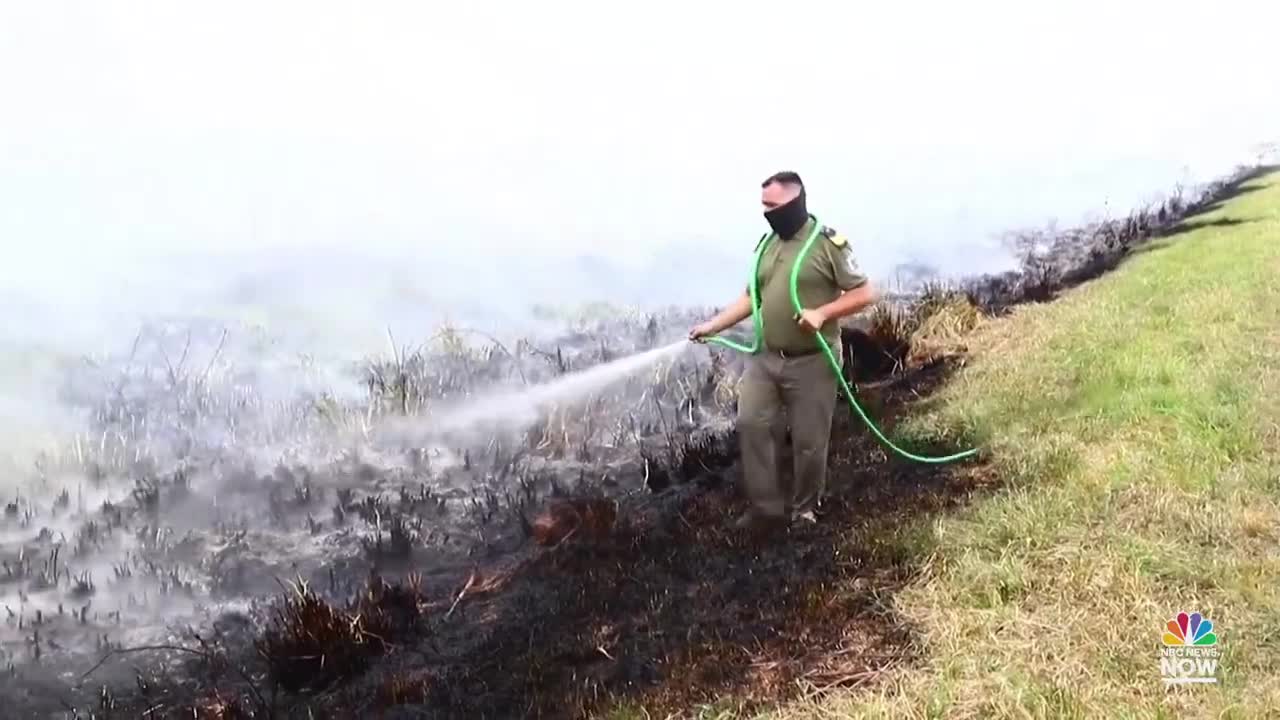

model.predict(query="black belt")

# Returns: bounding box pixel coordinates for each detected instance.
[764,345,822,358]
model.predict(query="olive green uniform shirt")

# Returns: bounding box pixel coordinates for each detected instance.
[752,216,868,354]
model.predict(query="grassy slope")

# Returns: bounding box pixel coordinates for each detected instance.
[753,170,1280,719]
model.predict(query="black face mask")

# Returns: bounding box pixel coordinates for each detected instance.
[763,189,809,239]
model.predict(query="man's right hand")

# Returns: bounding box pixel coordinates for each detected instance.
[689,294,751,343]
[688,321,716,342]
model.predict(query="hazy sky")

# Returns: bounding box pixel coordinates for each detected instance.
[1,0,1278,471]
[1,0,1278,334]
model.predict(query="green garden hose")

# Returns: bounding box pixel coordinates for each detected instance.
[703,218,978,464]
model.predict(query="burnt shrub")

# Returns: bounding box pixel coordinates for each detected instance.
[255,574,430,693]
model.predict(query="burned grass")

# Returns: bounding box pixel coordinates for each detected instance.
[2,163,1272,718]
[34,359,980,720]
[255,574,430,694]
[329,361,987,720]
[163,363,988,719]
[255,580,382,693]
[955,162,1278,314]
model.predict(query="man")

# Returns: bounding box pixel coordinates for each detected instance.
[689,171,876,531]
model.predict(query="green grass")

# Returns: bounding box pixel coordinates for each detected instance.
[674,171,1280,719]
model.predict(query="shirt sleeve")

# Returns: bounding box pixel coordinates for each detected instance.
[828,240,868,291]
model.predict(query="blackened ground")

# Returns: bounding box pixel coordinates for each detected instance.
[37,358,988,720]
[27,164,1270,720]
[282,359,994,720]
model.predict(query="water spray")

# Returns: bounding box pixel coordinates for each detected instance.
[701,219,980,464]
[401,340,690,438]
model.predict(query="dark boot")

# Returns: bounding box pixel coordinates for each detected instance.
[733,509,789,536]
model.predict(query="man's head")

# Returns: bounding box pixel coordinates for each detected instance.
[761,171,804,209]
[760,170,809,239]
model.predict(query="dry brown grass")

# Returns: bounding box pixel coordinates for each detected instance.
[861,303,916,375]
[842,284,987,384]
[907,294,984,366]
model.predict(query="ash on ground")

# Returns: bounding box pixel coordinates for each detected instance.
[0,162,1269,719]
[0,305,744,715]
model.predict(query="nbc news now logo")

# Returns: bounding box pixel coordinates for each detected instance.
[1160,611,1220,685]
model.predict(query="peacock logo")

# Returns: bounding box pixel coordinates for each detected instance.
[1163,611,1218,647]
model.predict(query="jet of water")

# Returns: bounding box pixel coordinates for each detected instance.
[379,340,691,444]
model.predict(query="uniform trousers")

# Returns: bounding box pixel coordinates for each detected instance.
[736,344,841,518]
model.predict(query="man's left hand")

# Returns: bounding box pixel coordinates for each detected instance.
[796,308,828,333]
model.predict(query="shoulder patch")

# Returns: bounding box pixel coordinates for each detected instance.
[821,226,847,248]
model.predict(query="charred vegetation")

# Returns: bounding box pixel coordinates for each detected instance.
[0,163,1267,718]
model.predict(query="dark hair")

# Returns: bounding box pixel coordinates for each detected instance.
[762,170,803,188]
